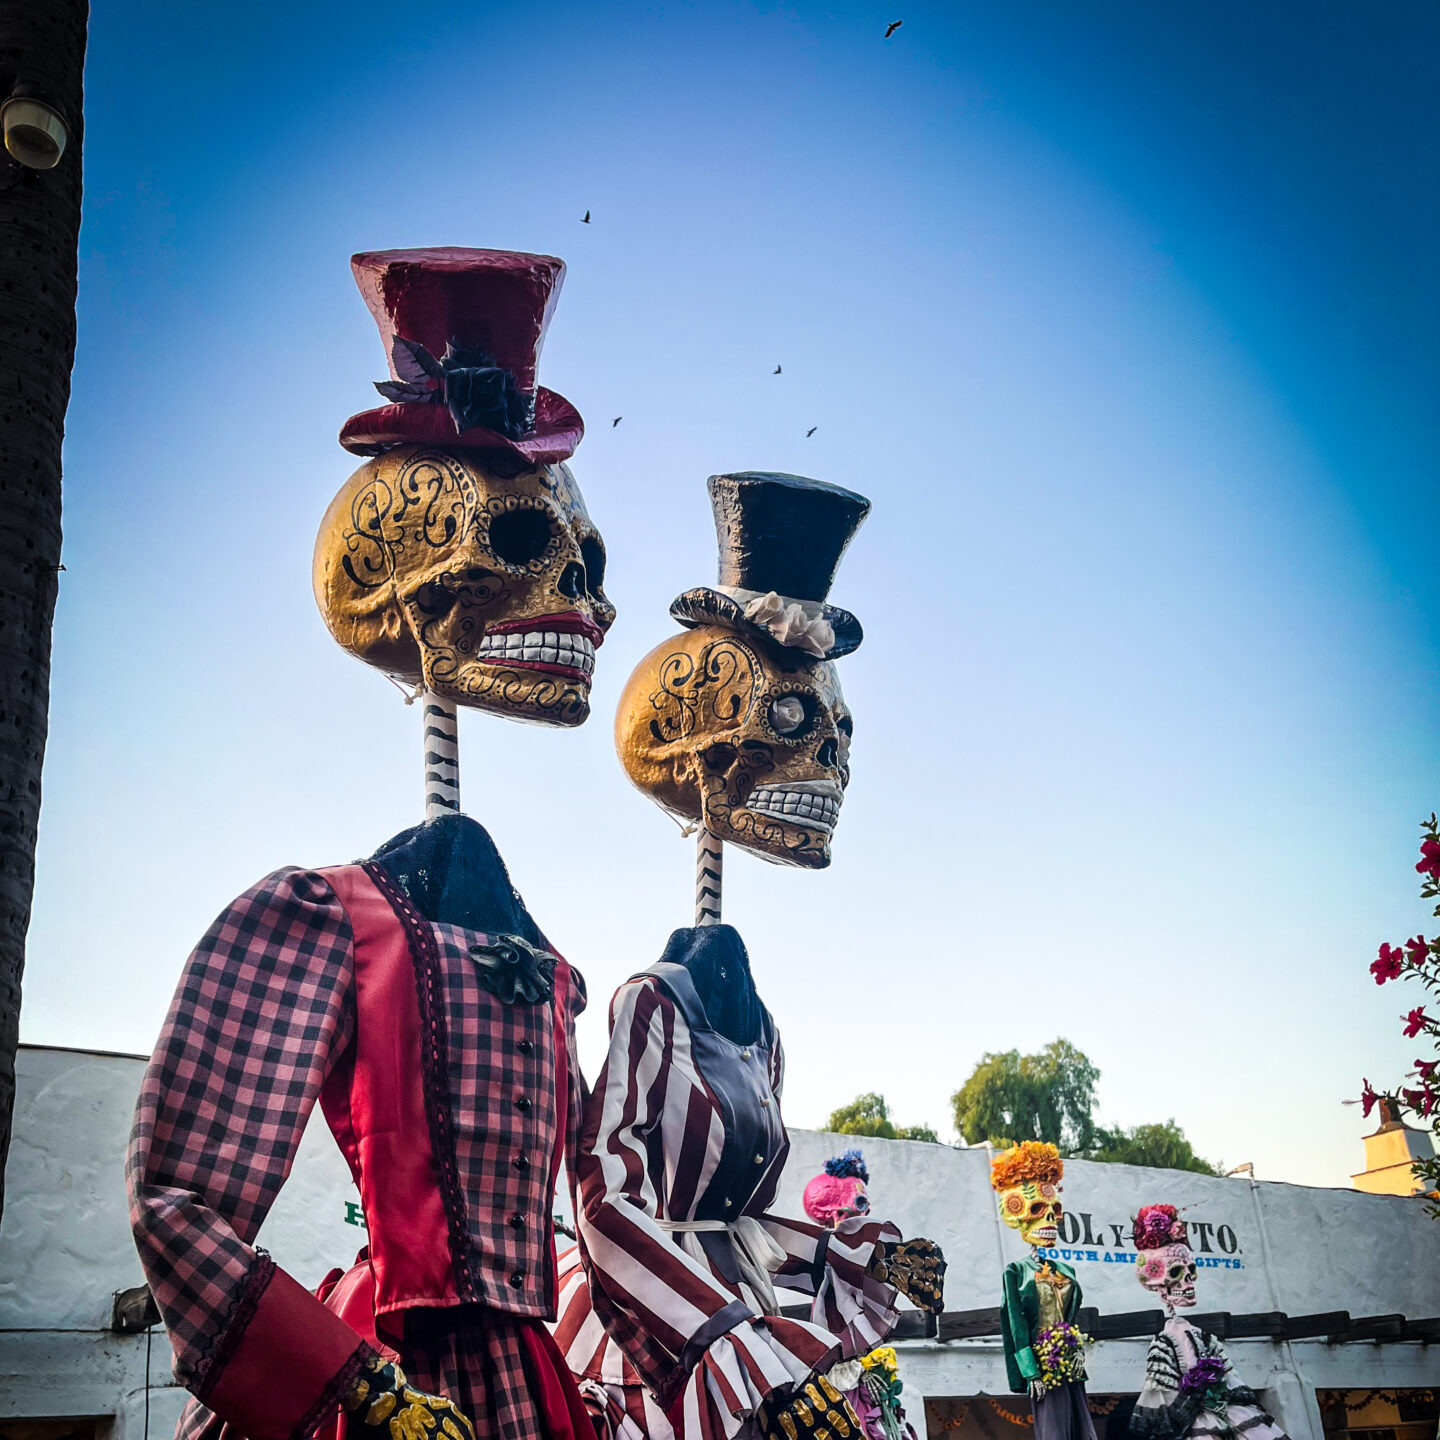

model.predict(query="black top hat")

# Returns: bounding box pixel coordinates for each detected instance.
[670,472,871,659]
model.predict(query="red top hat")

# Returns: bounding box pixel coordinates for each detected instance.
[339,247,584,467]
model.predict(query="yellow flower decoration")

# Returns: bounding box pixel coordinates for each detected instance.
[862,1346,899,1381]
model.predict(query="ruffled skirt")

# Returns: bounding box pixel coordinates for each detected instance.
[552,1245,839,1440]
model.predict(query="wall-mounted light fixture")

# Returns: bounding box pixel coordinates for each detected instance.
[2,94,68,170]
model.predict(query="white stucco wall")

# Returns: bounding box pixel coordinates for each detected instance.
[0,1045,363,1433]
[3,1048,1438,1437]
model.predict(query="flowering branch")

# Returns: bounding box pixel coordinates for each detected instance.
[1359,815,1440,1213]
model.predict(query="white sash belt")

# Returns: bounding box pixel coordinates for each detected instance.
[660,1216,787,1317]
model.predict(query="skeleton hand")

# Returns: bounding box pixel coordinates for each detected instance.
[1028,1379,1047,1404]
[758,1373,862,1440]
[867,1237,946,1313]
[343,1356,476,1440]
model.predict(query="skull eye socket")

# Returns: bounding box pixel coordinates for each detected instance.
[1166,1263,1185,1281]
[702,742,738,774]
[1027,1200,1047,1218]
[488,508,555,567]
[580,536,607,596]
[768,694,814,737]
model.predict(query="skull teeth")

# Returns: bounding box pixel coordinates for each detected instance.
[474,629,596,677]
[747,785,842,830]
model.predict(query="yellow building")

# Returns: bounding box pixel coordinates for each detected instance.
[1351,1097,1436,1196]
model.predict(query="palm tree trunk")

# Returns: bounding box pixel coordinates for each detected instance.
[0,0,87,1225]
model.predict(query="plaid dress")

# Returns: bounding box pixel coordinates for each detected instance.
[127,861,588,1440]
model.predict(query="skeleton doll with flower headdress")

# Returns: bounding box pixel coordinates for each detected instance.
[992,1143,1097,1440]
[1129,1206,1287,1440]
[801,1153,921,1440]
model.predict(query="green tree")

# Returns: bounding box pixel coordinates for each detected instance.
[1090,1120,1220,1175]
[826,1092,940,1143]
[898,1123,941,1144]
[951,1039,1101,1155]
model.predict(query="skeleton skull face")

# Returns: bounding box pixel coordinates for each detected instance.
[615,624,852,867]
[1137,1243,1197,1308]
[314,446,614,725]
[997,1181,1062,1248]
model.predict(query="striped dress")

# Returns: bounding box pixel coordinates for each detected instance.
[1130,1317,1287,1440]
[551,954,901,1440]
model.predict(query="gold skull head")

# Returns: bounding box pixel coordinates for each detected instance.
[998,1181,1063,1248]
[615,622,852,868]
[313,445,614,725]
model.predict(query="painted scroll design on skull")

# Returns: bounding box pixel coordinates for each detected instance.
[315,445,613,727]
[338,451,474,589]
[622,627,851,868]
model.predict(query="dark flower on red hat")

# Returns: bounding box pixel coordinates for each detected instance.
[440,342,534,440]
[1406,935,1430,965]
[1402,1007,1430,1039]
[1360,1079,1379,1119]
[1417,838,1440,878]
[1372,943,1404,984]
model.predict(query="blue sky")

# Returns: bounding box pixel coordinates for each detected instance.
[23,0,1439,1188]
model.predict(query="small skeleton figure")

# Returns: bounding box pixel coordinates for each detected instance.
[550,473,945,1440]
[1129,1206,1288,1440]
[993,1143,1097,1440]
[802,1153,924,1440]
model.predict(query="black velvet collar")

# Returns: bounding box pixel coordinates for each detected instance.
[655,923,764,1047]
[368,813,544,946]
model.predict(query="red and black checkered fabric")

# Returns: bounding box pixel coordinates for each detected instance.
[127,868,357,1388]
[127,864,587,1435]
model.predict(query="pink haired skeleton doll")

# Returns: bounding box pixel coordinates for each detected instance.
[803,1153,920,1440]
[1128,1206,1287,1440]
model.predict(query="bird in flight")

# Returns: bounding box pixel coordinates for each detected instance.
[884,20,902,37]
[582,210,591,223]
[612,416,622,427]
[773,364,782,374]
[806,426,817,437]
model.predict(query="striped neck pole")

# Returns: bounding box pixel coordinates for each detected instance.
[423,692,461,822]
[695,826,723,927]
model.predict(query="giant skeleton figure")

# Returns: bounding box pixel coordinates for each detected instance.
[127,250,609,1440]
[549,473,946,1440]
[1128,1206,1287,1440]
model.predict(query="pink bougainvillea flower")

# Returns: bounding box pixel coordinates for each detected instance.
[1372,944,1405,984]
[1418,838,1440,878]
[1405,935,1430,964]
[1402,1007,1430,1039]
[1360,1079,1378,1118]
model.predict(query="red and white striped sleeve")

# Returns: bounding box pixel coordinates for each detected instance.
[758,1211,901,1360]
[756,1015,902,1358]
[575,978,753,1363]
